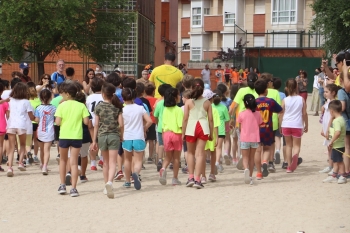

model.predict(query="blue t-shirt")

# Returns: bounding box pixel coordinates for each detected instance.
[337,88,350,131]
[115,87,123,103]
[51,72,66,85]
[221,97,232,109]
[255,97,282,146]
[278,91,286,102]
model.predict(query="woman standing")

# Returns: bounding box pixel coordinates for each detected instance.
[82,68,95,95]
[36,74,56,96]
[296,70,308,102]
[310,68,321,116]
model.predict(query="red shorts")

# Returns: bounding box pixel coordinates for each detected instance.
[185,122,209,143]
[282,127,303,138]
[163,131,182,152]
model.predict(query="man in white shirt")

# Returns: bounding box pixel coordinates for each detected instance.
[201,64,211,87]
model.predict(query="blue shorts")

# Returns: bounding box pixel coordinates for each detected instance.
[59,139,82,149]
[157,132,164,146]
[122,140,146,152]
[240,142,259,150]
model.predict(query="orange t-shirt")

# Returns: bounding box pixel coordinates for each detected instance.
[243,72,248,80]
[231,71,239,83]
[145,96,157,123]
[215,70,225,82]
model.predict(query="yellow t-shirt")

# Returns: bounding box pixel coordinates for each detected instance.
[267,88,281,131]
[55,100,90,139]
[205,107,220,151]
[335,75,340,86]
[233,87,258,113]
[162,106,183,134]
[149,65,183,98]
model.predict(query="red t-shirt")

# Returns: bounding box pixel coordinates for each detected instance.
[145,96,157,123]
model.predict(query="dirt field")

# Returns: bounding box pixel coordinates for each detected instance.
[0,97,349,233]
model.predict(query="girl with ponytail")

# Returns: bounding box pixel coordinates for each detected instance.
[182,78,213,189]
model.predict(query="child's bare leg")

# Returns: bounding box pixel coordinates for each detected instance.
[69,147,80,189]
[224,133,231,156]
[173,151,181,179]
[284,136,293,166]
[194,139,206,181]
[215,138,224,163]
[59,147,68,184]
[7,134,16,167]
[249,148,257,177]
[186,142,196,176]
[242,149,249,170]
[43,142,51,166]
[210,150,216,174]
[102,150,109,183]
[162,151,173,169]
[133,151,144,174]
[254,145,262,173]
[123,151,132,182]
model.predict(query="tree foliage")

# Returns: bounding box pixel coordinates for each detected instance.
[311,0,350,53]
[0,0,134,75]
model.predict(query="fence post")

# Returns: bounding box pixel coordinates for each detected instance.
[308,31,310,48]
[272,30,274,47]
[287,30,289,48]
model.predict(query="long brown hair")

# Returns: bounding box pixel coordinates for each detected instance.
[10,82,29,99]
[285,78,297,96]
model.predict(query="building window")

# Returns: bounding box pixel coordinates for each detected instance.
[204,8,210,15]
[192,8,202,26]
[272,0,296,23]
[191,47,201,61]
[224,13,235,25]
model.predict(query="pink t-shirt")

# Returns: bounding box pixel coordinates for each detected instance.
[237,109,262,142]
[0,102,9,134]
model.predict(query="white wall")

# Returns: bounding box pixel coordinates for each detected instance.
[182,4,190,17]
[223,34,235,50]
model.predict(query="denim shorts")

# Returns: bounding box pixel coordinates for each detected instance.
[122,139,146,152]
[59,139,82,149]
[240,142,259,149]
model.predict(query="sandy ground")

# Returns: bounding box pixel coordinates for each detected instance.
[0,96,349,233]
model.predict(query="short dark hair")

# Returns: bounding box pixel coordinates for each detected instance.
[91,77,104,93]
[106,72,121,87]
[10,78,22,90]
[135,82,145,97]
[254,79,268,95]
[328,100,342,113]
[122,77,136,90]
[145,84,155,96]
[165,53,176,62]
[176,81,185,93]
[273,77,282,90]
[66,67,75,77]
[182,74,194,89]
[1,80,9,89]
[158,83,172,97]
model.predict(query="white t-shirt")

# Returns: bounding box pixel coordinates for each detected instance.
[34,105,56,142]
[123,104,146,141]
[8,98,33,130]
[86,93,104,126]
[313,75,320,89]
[281,95,304,129]
[1,90,11,100]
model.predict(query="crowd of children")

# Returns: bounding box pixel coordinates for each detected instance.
[0,60,349,198]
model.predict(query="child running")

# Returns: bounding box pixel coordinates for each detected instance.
[34,89,56,175]
[55,82,90,197]
[319,84,339,174]
[90,83,124,198]
[237,94,262,184]
[122,88,152,190]
[159,87,183,186]
[280,79,308,173]
[182,79,213,189]
[322,100,347,184]
[6,82,35,176]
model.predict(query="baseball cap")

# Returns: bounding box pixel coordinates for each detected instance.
[19,63,29,69]
[202,89,215,100]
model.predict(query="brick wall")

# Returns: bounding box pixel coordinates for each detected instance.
[204,16,223,32]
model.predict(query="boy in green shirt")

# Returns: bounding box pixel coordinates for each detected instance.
[323,100,347,184]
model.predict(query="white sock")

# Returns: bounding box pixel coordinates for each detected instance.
[34,155,37,158]
[99,155,103,162]
[215,162,219,166]
[91,160,96,166]
[78,165,81,171]
[276,150,280,153]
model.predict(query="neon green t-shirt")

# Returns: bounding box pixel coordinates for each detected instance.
[212,103,230,136]
[233,87,258,113]
[329,116,346,149]
[30,98,41,124]
[267,88,281,131]
[55,100,89,139]
[51,96,63,108]
[162,106,183,134]
[205,107,220,151]
[154,99,165,133]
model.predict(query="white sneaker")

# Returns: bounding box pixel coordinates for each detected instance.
[323,176,337,183]
[244,169,250,184]
[236,157,244,170]
[319,167,331,173]
[327,169,334,176]
[249,178,253,185]
[105,181,114,199]
[103,188,107,195]
[338,176,347,184]
[201,176,207,184]
[172,178,182,186]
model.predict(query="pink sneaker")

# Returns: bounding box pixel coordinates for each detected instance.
[91,166,97,171]
[98,160,103,168]
[290,155,299,171]
[286,166,293,173]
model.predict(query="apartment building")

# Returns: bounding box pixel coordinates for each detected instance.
[178,0,318,64]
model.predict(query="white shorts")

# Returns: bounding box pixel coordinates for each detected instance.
[80,143,90,158]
